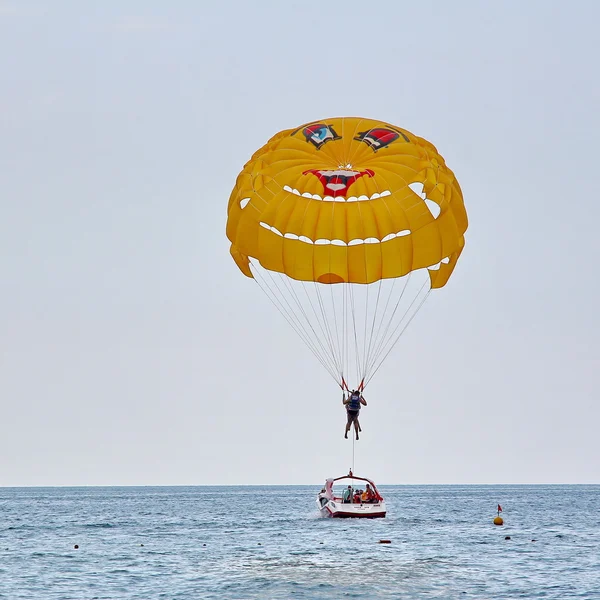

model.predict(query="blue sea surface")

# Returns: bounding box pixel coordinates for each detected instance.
[1,485,599,599]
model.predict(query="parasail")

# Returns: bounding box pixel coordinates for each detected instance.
[226,117,467,391]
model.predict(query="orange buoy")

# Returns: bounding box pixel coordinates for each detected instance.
[494,503,504,525]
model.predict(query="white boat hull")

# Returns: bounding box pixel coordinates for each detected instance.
[317,495,386,518]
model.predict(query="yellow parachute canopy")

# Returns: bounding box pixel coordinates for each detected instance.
[227,117,467,289]
[226,117,468,389]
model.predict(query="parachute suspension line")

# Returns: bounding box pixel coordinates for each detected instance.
[272,196,342,379]
[339,284,348,388]
[325,201,344,383]
[364,276,400,378]
[298,280,341,376]
[250,263,340,384]
[361,282,370,382]
[329,280,343,384]
[364,273,414,378]
[266,270,339,377]
[348,283,362,387]
[369,276,399,360]
[298,281,334,368]
[364,278,384,380]
[344,286,350,384]
[250,276,338,381]
[277,272,340,375]
[313,281,343,380]
[367,277,429,376]
[365,283,431,387]
[303,281,342,378]
[253,270,339,383]
[252,265,312,350]
[341,284,346,385]
[250,259,432,391]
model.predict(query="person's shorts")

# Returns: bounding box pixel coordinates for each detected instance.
[347,410,359,423]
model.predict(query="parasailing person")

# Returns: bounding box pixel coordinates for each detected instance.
[343,389,367,440]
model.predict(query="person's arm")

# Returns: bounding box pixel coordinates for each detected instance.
[343,396,349,405]
[360,396,367,406]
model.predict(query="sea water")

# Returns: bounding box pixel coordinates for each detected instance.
[1,485,599,599]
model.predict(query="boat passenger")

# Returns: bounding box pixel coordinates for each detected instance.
[353,490,362,503]
[342,485,353,504]
[343,390,367,440]
[362,483,377,503]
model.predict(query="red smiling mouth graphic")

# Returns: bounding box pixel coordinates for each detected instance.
[302,169,374,197]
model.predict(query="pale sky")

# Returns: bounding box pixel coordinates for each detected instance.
[1,0,598,486]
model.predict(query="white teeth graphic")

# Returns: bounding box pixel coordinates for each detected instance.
[240,197,251,209]
[260,181,443,249]
[318,169,359,177]
[260,224,415,246]
[281,186,392,202]
[409,182,441,218]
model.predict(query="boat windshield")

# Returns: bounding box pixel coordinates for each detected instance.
[328,478,382,503]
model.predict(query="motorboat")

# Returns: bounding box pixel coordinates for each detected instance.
[316,470,386,518]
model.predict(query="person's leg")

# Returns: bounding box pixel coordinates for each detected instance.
[345,413,352,438]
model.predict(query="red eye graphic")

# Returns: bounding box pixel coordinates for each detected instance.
[354,128,406,151]
[302,124,341,149]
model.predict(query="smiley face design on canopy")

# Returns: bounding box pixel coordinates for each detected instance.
[226,117,467,287]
